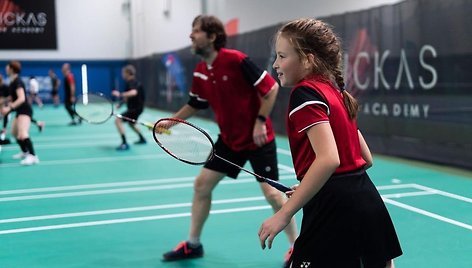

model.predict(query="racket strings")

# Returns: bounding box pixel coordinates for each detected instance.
[75,94,113,124]
[154,120,213,164]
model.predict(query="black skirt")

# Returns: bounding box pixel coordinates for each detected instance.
[291,170,402,268]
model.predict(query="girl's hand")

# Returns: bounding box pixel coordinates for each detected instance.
[258,211,291,250]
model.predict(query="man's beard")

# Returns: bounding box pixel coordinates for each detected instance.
[192,45,210,57]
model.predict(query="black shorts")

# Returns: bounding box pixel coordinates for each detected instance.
[15,105,33,118]
[291,170,403,268]
[122,108,143,122]
[204,136,279,182]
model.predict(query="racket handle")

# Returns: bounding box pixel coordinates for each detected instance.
[263,178,292,193]
[154,126,171,134]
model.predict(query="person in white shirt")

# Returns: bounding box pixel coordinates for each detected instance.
[28,76,43,108]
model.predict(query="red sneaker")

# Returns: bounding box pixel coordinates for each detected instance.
[162,241,204,261]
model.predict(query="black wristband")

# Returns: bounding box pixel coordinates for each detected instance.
[257,115,266,123]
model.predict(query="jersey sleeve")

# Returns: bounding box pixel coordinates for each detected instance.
[188,67,209,110]
[241,57,276,96]
[187,91,209,109]
[67,74,75,85]
[288,86,330,133]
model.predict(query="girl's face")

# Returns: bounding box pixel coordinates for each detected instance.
[273,35,310,87]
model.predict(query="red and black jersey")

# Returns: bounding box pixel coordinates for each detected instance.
[286,76,366,180]
[188,48,277,151]
[64,72,75,100]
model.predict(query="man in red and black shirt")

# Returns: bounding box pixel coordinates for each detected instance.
[162,15,297,267]
[61,63,81,125]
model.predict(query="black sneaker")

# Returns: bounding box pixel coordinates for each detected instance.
[116,143,130,151]
[0,138,11,145]
[162,241,204,261]
[134,139,147,145]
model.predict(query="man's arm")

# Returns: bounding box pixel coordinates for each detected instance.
[253,82,279,147]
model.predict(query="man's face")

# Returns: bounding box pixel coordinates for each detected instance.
[189,21,214,57]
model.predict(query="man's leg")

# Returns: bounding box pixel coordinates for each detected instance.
[162,168,225,261]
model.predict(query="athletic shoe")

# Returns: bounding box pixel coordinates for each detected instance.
[134,139,147,145]
[13,152,28,159]
[162,241,204,261]
[68,121,78,126]
[0,138,11,145]
[37,121,45,132]
[283,246,294,268]
[116,143,130,151]
[20,154,39,165]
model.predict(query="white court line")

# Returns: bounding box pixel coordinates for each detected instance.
[0,196,267,223]
[1,184,471,234]
[411,184,472,203]
[0,190,436,224]
[0,174,297,202]
[383,198,472,231]
[0,205,271,235]
[0,154,169,168]
[0,176,196,195]
[1,140,123,151]
[276,148,291,156]
[382,191,436,199]
[0,170,295,196]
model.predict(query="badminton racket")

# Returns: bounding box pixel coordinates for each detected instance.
[153,118,292,193]
[74,92,155,129]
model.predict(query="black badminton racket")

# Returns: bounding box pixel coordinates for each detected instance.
[153,118,292,193]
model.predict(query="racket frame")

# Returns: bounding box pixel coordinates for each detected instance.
[153,118,292,193]
[74,92,154,129]
[153,118,215,165]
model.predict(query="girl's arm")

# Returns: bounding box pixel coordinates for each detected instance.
[358,129,373,169]
[259,122,340,249]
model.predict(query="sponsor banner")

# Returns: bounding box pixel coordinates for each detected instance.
[0,0,57,49]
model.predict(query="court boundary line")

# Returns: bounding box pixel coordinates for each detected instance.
[2,183,471,235]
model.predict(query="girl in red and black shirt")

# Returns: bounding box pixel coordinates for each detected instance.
[259,19,402,268]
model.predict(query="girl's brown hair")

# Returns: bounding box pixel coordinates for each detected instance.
[278,18,358,119]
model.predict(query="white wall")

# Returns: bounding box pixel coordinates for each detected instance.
[129,0,202,58]
[206,0,404,33]
[0,0,131,60]
[132,0,404,57]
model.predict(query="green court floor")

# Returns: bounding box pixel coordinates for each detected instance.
[1,105,471,268]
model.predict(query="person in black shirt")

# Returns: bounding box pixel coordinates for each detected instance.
[0,61,39,165]
[0,74,11,144]
[49,69,61,107]
[111,64,146,151]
